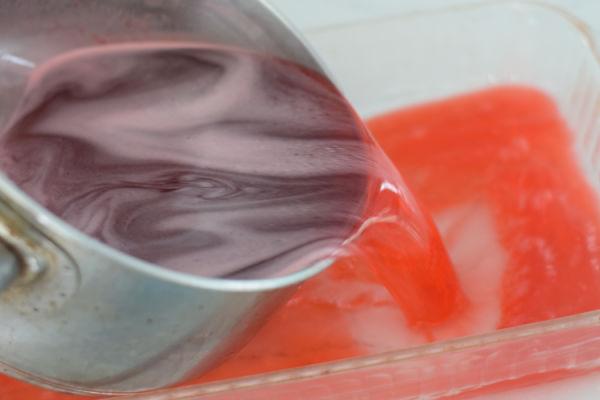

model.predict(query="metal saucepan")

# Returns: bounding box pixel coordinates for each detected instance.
[0,0,338,394]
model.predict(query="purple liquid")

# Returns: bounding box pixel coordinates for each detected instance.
[0,43,370,279]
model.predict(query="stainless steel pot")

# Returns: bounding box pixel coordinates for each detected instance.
[0,0,333,395]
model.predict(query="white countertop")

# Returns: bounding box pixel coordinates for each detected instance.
[269,1,600,399]
[270,0,600,36]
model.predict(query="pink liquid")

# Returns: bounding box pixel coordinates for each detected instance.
[1,43,374,279]
[369,86,600,329]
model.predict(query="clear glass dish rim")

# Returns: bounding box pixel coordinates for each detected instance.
[126,1,600,398]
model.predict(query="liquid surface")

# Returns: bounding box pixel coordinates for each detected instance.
[1,43,374,279]
[3,86,599,399]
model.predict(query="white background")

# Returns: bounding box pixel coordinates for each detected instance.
[269,1,600,399]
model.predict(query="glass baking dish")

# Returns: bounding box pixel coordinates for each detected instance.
[5,1,600,399]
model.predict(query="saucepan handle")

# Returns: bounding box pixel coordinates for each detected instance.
[0,200,67,294]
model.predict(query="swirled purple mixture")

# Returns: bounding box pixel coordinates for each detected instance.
[0,43,369,279]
